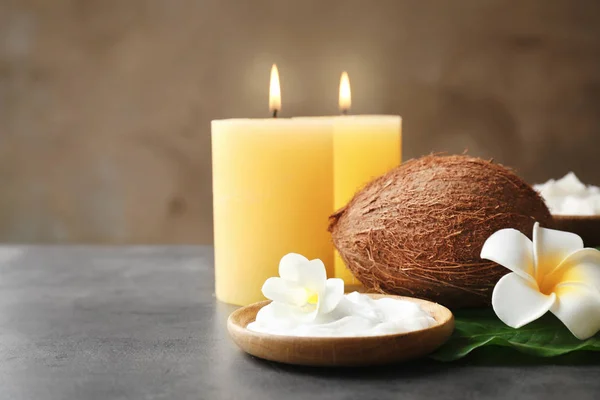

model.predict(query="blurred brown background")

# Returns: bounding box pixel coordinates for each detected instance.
[1,0,599,244]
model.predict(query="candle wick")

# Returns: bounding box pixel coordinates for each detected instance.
[272,109,278,118]
[341,109,348,116]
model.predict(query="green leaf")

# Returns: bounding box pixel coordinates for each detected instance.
[430,308,600,362]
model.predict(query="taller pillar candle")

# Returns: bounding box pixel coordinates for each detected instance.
[212,66,334,306]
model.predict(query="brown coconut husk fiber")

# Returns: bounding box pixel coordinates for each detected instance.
[329,154,552,308]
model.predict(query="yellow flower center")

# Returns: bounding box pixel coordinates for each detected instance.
[305,289,319,305]
[538,262,581,296]
[538,276,557,296]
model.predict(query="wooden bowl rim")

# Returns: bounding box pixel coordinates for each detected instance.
[553,215,600,221]
[227,294,454,344]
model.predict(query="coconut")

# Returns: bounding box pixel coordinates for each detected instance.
[329,154,552,308]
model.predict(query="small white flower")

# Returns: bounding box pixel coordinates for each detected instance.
[261,253,345,322]
[481,222,600,340]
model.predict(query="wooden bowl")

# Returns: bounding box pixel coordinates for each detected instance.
[227,294,454,367]
[553,215,600,247]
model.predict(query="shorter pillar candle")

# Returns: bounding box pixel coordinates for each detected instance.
[332,115,402,285]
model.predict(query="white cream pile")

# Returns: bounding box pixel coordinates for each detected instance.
[246,253,435,338]
[248,291,436,337]
[534,172,600,216]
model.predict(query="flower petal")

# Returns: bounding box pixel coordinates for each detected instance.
[551,282,600,340]
[278,253,309,282]
[542,248,600,293]
[278,254,327,293]
[533,222,583,280]
[261,277,307,306]
[492,272,556,329]
[318,278,345,314]
[296,258,327,293]
[286,304,319,323]
[253,302,299,329]
[480,228,535,281]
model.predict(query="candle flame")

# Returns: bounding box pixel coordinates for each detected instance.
[269,64,281,117]
[339,71,351,114]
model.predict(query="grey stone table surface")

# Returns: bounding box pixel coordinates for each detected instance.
[1,246,599,400]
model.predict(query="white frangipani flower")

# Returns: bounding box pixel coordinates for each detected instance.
[481,222,600,340]
[261,253,344,322]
